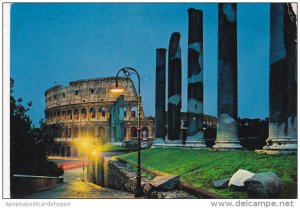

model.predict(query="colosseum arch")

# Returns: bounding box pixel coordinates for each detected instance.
[73,127,79,138]
[67,109,72,120]
[98,127,105,138]
[99,107,106,118]
[81,127,86,137]
[89,127,96,138]
[61,146,66,157]
[130,106,137,118]
[62,111,66,120]
[73,147,78,157]
[81,108,87,119]
[64,127,71,138]
[53,112,57,121]
[130,126,137,138]
[56,111,61,121]
[66,146,71,157]
[90,107,96,119]
[74,109,79,120]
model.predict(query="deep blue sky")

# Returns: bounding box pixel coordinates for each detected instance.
[10,3,270,127]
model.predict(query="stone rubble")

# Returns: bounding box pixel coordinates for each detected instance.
[244,171,282,198]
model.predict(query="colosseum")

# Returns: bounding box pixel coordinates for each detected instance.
[45,77,155,157]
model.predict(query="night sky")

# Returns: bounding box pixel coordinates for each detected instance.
[10,3,270,127]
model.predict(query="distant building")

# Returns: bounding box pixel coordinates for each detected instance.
[45,77,154,157]
[165,112,217,141]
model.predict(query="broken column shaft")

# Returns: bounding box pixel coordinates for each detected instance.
[186,8,205,147]
[263,3,297,153]
[155,48,167,143]
[168,32,182,141]
[213,3,242,149]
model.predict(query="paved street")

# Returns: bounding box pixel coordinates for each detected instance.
[24,167,134,199]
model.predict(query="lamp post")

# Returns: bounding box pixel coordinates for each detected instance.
[111,67,143,197]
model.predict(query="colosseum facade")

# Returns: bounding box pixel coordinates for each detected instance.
[45,77,154,157]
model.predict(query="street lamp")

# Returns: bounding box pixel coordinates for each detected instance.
[111,67,143,197]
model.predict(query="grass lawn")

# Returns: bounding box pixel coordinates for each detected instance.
[118,148,297,198]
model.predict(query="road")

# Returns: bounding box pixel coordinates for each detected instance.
[23,167,134,199]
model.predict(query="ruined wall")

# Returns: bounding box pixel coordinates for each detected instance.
[45,77,154,156]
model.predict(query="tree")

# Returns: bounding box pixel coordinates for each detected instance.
[10,78,63,177]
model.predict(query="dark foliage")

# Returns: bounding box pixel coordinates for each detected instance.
[10,78,64,178]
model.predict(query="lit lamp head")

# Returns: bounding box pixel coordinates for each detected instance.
[111,79,124,94]
[111,87,124,94]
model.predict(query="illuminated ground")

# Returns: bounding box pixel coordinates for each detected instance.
[24,167,134,199]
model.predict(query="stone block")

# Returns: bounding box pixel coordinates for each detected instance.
[228,169,255,190]
[244,171,282,198]
[149,175,180,191]
[213,178,230,189]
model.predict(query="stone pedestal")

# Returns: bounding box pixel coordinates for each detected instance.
[155,48,167,144]
[186,8,206,148]
[168,32,182,141]
[262,3,297,153]
[213,3,242,150]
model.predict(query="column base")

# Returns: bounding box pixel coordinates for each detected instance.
[154,137,166,144]
[258,137,297,154]
[162,140,184,148]
[212,140,242,150]
[185,141,207,148]
[153,139,183,147]
[152,139,208,149]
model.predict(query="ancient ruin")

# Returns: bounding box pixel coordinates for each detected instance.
[186,8,206,147]
[45,77,154,157]
[155,48,167,143]
[168,32,182,141]
[262,3,297,153]
[213,3,242,149]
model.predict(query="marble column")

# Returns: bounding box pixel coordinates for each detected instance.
[213,3,242,149]
[263,3,297,153]
[155,48,167,143]
[186,8,206,147]
[168,32,182,141]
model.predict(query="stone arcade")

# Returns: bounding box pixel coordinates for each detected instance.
[45,77,154,157]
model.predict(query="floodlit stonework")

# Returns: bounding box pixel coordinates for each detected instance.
[45,77,154,157]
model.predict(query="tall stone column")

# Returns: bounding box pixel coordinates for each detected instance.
[186,8,206,147]
[155,48,167,143]
[213,3,242,149]
[168,32,182,141]
[263,3,297,153]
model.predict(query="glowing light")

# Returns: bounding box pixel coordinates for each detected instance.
[111,87,124,93]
